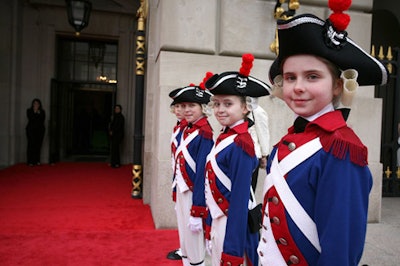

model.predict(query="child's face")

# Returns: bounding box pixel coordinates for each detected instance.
[173,103,184,120]
[282,54,342,117]
[181,102,203,123]
[212,95,248,127]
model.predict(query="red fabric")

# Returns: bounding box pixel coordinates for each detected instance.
[267,188,308,265]
[283,111,368,166]
[231,121,256,157]
[205,161,229,215]
[329,13,350,31]
[0,163,181,266]
[328,0,351,12]
[220,252,244,266]
[190,205,207,218]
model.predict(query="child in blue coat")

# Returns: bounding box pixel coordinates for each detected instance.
[204,54,270,266]
[257,1,388,265]
[169,81,214,266]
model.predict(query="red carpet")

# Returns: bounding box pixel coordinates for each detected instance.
[0,163,181,266]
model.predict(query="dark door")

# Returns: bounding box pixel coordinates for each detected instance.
[49,81,116,162]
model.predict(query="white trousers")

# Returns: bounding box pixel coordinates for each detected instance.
[210,216,248,266]
[176,187,205,265]
[210,215,227,266]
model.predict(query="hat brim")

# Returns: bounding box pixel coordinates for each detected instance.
[205,72,270,97]
[269,14,388,86]
[171,86,213,104]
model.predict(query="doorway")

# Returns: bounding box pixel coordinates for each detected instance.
[49,81,116,162]
[72,88,112,156]
[51,37,118,162]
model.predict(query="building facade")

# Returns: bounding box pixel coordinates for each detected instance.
[1,0,398,228]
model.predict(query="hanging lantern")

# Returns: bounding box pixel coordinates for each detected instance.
[66,0,92,36]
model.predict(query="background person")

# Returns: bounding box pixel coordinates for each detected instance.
[26,98,45,166]
[246,99,270,191]
[109,104,124,168]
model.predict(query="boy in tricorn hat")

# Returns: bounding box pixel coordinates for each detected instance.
[204,54,270,266]
[257,0,388,265]
[169,78,214,266]
[166,89,188,261]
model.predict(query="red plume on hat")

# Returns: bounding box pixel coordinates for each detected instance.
[199,72,214,90]
[328,0,351,32]
[235,53,254,94]
[239,54,254,77]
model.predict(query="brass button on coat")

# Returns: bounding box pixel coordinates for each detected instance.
[278,237,288,245]
[288,142,296,151]
[271,216,280,225]
[289,255,300,264]
[272,196,279,205]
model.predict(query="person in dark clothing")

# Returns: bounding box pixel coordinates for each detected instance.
[109,104,124,168]
[26,98,46,166]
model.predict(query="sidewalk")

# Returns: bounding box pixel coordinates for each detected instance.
[360,197,400,266]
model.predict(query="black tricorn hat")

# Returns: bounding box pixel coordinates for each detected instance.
[205,54,271,97]
[269,13,388,86]
[169,85,213,105]
[169,87,182,106]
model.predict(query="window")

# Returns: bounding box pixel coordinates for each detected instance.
[57,38,118,83]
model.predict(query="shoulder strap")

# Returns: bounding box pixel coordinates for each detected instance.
[269,137,322,252]
[176,129,199,173]
[206,134,237,191]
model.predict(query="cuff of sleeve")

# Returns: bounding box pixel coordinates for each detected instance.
[190,205,207,218]
[220,253,244,266]
[205,225,211,240]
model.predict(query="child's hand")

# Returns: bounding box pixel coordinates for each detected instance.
[188,216,203,233]
[206,239,212,256]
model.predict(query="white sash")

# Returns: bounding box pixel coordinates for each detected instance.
[170,127,180,173]
[176,129,198,173]
[205,134,236,219]
[174,129,199,192]
[258,138,322,265]
[270,137,322,252]
[170,127,180,153]
[207,135,237,190]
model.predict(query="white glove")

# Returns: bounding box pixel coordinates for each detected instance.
[205,239,212,256]
[188,216,203,233]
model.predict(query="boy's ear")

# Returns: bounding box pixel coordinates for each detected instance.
[333,78,343,96]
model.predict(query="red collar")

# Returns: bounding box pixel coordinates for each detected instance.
[289,110,346,134]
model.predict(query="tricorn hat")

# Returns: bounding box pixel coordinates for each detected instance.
[205,54,271,97]
[269,0,388,86]
[169,87,182,106]
[169,85,213,105]
[169,72,214,105]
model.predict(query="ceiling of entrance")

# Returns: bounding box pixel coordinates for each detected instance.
[28,0,141,15]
